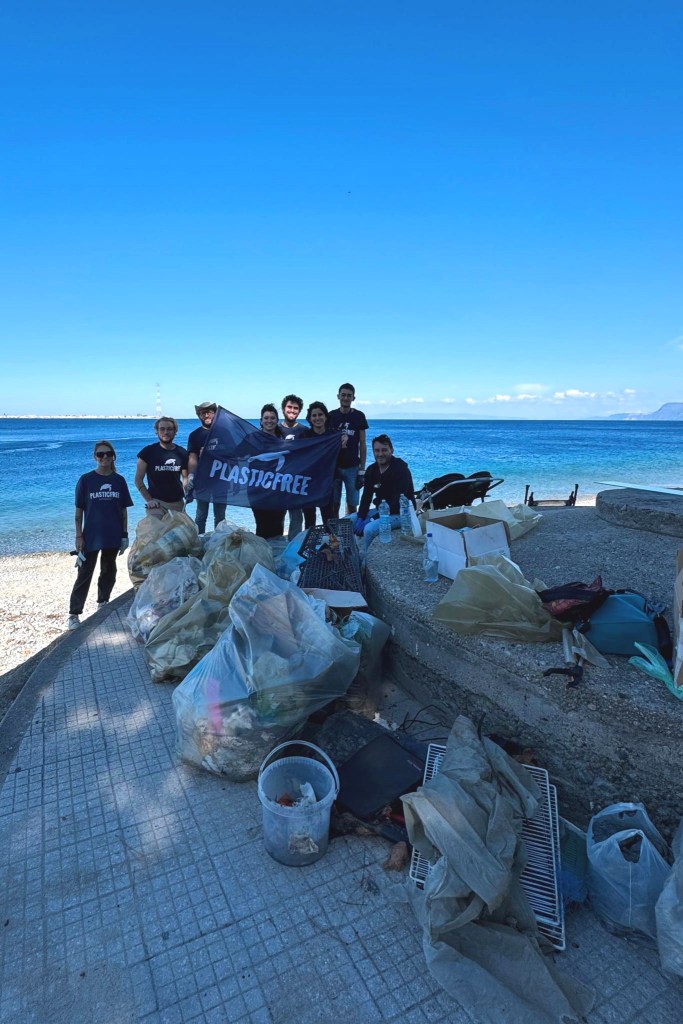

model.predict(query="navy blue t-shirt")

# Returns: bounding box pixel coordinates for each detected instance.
[137,442,188,501]
[328,408,369,468]
[75,471,134,552]
[280,421,308,443]
[187,425,211,456]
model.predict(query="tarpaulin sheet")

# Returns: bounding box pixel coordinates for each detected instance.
[402,717,594,1024]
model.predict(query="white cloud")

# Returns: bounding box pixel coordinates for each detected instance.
[465,397,476,405]
[623,388,636,395]
[360,396,423,407]
[440,397,456,404]
[513,383,547,395]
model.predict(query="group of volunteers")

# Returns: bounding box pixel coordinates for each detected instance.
[67,383,415,630]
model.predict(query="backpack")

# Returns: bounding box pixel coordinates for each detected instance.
[581,591,672,661]
[538,577,613,625]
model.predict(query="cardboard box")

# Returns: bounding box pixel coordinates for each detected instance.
[423,510,511,581]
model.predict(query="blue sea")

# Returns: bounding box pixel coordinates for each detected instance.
[1,418,681,556]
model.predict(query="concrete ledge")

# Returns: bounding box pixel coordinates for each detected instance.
[366,509,683,834]
[597,487,683,537]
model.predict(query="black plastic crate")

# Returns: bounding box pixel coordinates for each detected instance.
[297,520,364,594]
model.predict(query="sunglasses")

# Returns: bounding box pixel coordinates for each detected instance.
[95,451,114,459]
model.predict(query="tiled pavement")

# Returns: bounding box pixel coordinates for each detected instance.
[0,599,681,1023]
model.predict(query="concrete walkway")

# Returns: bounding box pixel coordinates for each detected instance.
[0,597,681,1023]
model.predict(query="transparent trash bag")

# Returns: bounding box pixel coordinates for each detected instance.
[587,802,671,941]
[199,525,275,586]
[656,819,683,977]
[127,510,202,586]
[173,564,361,781]
[126,555,202,642]
[143,553,247,683]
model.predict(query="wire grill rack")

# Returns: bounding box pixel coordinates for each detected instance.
[297,520,364,594]
[408,743,565,951]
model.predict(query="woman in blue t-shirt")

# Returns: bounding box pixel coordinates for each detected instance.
[67,440,134,631]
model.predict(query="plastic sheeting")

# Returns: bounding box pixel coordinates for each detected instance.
[126,556,202,642]
[434,554,563,641]
[173,564,361,781]
[401,717,594,1024]
[127,510,202,586]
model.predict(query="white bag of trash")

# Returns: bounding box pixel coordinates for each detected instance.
[173,564,361,781]
[340,611,391,711]
[656,819,683,977]
[127,510,202,586]
[587,802,671,941]
[126,556,202,642]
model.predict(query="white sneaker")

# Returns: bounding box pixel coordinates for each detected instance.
[67,615,80,630]
[97,601,109,610]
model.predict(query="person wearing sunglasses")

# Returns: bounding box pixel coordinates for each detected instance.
[134,417,189,518]
[67,441,134,630]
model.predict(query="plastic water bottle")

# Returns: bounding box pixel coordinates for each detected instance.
[378,500,392,544]
[423,532,439,582]
[399,494,411,536]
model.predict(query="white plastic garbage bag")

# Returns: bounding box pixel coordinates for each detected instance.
[126,556,202,642]
[656,819,683,977]
[173,565,361,781]
[340,611,392,711]
[587,802,671,941]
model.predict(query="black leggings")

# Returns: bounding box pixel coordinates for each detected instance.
[303,503,334,529]
[69,548,118,614]
[253,509,285,540]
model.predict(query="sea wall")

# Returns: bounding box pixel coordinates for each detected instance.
[365,507,683,834]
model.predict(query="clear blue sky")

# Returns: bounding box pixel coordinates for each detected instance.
[2,2,682,419]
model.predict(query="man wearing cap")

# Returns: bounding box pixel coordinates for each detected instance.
[186,401,226,534]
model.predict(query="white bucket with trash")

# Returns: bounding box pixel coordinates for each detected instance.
[257,741,339,867]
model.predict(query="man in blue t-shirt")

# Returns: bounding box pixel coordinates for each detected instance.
[328,383,369,516]
[185,401,226,534]
[68,441,134,629]
[280,394,307,539]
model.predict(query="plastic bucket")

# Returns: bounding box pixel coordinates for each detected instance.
[257,741,339,867]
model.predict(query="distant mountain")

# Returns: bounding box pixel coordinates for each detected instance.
[607,402,683,421]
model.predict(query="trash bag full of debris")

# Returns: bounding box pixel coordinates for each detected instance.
[172,564,361,781]
[127,510,202,586]
[127,555,203,642]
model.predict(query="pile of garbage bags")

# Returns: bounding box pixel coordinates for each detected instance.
[125,512,277,682]
[172,564,361,781]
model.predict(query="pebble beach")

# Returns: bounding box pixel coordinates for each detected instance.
[0,552,131,676]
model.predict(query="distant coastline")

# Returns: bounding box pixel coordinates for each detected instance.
[0,414,154,419]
